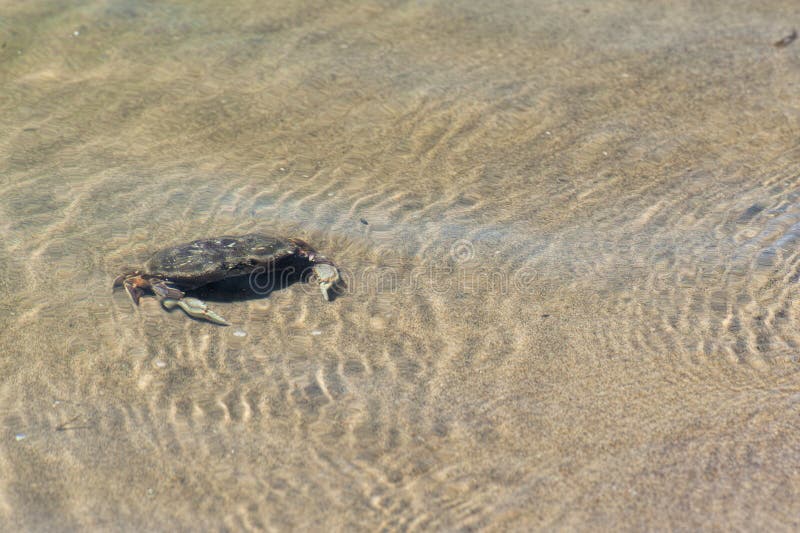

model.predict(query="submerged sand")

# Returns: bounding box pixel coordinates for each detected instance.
[2,0,800,530]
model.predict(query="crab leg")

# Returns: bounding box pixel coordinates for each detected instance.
[161,297,230,326]
[312,262,340,301]
[151,280,185,300]
[290,238,342,301]
[119,276,149,305]
[123,282,145,305]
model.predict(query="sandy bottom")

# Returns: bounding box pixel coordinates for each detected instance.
[3,0,800,530]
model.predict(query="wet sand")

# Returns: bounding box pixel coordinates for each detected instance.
[3,0,800,530]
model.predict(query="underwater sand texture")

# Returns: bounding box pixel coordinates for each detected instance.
[3,0,800,530]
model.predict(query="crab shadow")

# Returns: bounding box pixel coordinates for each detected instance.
[187,268,307,303]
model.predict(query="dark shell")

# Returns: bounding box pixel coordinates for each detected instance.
[144,234,298,288]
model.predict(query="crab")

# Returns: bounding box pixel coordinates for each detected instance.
[113,234,341,325]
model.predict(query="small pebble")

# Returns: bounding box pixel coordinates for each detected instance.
[154,359,167,368]
[15,434,26,441]
[311,330,322,336]
[327,192,334,196]
[73,30,80,36]
[233,330,247,337]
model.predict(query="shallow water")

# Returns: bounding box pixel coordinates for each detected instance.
[3,0,800,530]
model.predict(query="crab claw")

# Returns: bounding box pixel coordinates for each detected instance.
[162,297,230,326]
[312,263,340,301]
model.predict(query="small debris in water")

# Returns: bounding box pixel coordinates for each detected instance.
[774,29,797,47]
[55,415,87,432]
[360,218,369,225]
[311,329,322,336]
[15,433,26,441]
[233,329,247,337]
[154,359,167,368]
